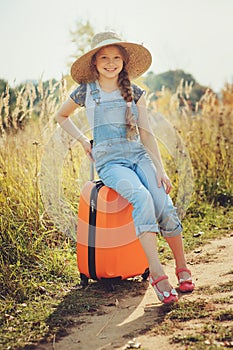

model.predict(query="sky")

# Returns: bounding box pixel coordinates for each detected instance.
[0,0,233,92]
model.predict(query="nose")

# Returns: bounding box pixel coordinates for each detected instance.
[107,57,114,65]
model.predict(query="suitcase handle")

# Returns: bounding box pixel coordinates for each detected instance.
[90,140,94,181]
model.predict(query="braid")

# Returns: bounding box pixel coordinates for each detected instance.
[117,64,133,102]
[117,65,138,140]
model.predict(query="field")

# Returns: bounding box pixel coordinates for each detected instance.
[0,80,232,349]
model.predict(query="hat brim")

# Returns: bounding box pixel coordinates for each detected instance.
[71,41,152,84]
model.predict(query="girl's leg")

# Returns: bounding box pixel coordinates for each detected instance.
[98,164,174,293]
[139,232,173,292]
[165,234,191,280]
[98,164,159,236]
[165,234,186,268]
[134,158,183,237]
[134,158,193,283]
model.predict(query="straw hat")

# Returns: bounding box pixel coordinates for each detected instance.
[71,31,152,83]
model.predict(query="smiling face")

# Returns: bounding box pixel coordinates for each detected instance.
[94,45,124,80]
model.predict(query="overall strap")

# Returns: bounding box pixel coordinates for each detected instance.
[89,82,101,105]
[89,82,142,105]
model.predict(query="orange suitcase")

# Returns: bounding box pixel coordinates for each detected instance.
[77,180,149,288]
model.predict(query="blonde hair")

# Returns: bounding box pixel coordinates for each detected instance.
[91,45,138,140]
[117,62,138,140]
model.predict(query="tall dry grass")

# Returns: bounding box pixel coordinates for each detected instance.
[0,79,80,301]
[154,82,233,206]
[0,78,233,304]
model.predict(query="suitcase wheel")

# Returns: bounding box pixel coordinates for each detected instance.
[80,273,89,287]
[141,268,150,280]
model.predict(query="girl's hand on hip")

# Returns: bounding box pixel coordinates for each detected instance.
[80,137,94,162]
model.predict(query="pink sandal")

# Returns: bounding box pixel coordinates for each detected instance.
[149,275,178,304]
[176,268,195,293]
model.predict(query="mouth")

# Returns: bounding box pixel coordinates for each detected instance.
[104,68,117,72]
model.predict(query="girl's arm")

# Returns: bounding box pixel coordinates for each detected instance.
[55,98,93,160]
[136,94,172,194]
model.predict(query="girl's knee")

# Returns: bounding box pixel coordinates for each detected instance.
[160,224,183,238]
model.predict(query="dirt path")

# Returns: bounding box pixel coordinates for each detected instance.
[37,234,233,350]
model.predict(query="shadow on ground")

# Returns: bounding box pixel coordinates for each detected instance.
[23,277,173,350]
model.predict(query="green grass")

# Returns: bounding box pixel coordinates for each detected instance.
[197,280,233,295]
[1,80,233,349]
[167,299,210,321]
[167,299,233,349]
[171,323,233,350]
[158,202,233,263]
[0,281,105,349]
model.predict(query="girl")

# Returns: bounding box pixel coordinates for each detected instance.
[56,31,194,304]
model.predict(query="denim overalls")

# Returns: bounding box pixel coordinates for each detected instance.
[89,82,182,238]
